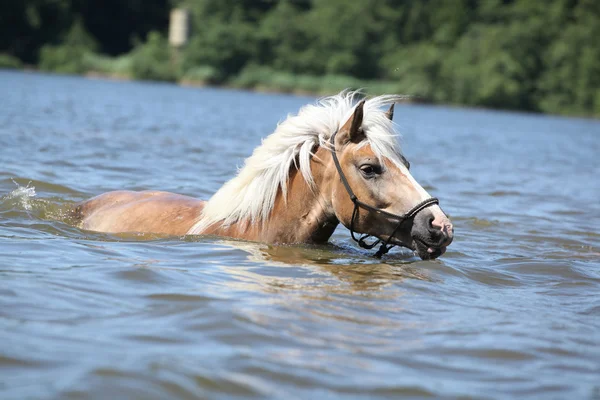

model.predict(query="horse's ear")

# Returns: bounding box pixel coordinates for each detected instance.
[385,104,394,121]
[338,99,365,144]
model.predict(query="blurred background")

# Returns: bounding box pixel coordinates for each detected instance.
[1,0,599,117]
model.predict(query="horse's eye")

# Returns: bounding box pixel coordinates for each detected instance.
[359,164,382,177]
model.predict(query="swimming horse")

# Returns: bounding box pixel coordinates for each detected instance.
[75,91,453,259]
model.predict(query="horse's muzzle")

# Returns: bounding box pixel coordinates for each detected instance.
[411,210,454,260]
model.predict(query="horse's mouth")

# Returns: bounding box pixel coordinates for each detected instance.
[375,235,446,260]
[413,237,447,260]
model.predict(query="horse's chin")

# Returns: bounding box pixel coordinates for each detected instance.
[413,238,446,260]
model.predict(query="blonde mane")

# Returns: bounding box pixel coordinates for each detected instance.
[188,91,408,234]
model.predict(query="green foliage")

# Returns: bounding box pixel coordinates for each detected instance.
[83,52,133,78]
[180,65,223,85]
[181,1,260,77]
[129,31,177,82]
[39,45,87,74]
[3,0,600,116]
[537,1,600,116]
[0,0,169,63]
[231,65,280,89]
[0,0,71,64]
[382,44,445,102]
[188,0,599,116]
[439,24,527,109]
[0,53,22,69]
[231,65,312,93]
[39,19,99,74]
[256,0,318,73]
[230,65,403,97]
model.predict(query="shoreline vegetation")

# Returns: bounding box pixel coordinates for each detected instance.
[2,1,599,117]
[0,43,426,101]
[0,60,423,103]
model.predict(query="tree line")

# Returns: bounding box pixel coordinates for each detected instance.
[1,0,599,117]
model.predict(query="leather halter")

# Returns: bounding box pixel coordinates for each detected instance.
[329,131,439,258]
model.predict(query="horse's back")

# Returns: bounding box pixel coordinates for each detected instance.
[75,190,205,235]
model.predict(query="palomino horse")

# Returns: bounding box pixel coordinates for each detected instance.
[75,92,453,259]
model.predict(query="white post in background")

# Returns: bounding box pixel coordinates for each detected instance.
[169,9,190,48]
[168,8,190,75]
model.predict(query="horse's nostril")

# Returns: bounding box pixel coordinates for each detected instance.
[427,216,435,229]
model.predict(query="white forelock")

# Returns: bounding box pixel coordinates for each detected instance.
[188,90,408,234]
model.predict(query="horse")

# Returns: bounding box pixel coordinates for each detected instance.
[74,91,453,259]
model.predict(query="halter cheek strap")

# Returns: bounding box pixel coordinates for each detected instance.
[329,131,439,258]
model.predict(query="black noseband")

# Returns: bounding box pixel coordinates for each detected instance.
[329,131,439,258]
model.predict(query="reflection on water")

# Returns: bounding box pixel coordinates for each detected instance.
[255,244,434,289]
[1,71,600,399]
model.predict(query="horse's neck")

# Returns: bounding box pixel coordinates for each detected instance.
[209,150,339,244]
[264,166,338,244]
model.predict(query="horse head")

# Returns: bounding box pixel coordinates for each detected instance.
[328,99,453,260]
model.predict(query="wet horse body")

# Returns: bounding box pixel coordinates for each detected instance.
[77,146,345,243]
[76,190,204,236]
[77,156,336,244]
[76,92,453,259]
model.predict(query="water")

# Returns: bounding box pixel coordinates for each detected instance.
[1,70,599,399]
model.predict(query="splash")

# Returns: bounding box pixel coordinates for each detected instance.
[1,179,81,227]
[4,180,37,210]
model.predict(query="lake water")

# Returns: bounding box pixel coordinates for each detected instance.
[1,70,599,399]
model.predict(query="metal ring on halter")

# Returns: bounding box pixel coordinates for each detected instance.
[329,131,439,258]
